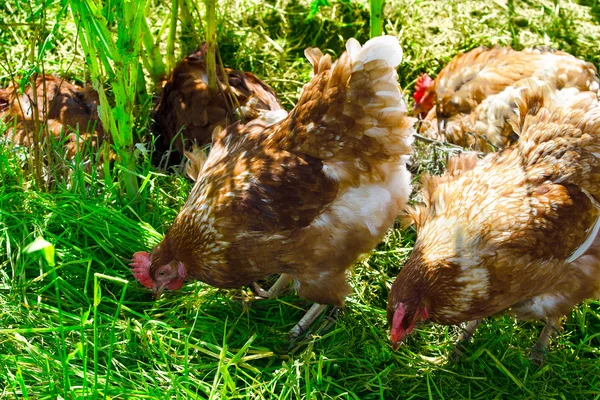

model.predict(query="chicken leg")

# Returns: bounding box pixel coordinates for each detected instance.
[252,273,293,299]
[253,275,331,340]
[451,319,482,361]
[529,316,562,366]
[457,319,483,343]
[289,303,328,339]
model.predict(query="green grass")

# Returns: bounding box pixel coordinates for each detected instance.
[1,0,600,398]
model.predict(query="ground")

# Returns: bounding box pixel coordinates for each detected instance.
[0,0,599,398]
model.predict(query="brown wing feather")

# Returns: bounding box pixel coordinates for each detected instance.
[200,121,338,234]
[227,152,336,232]
[269,38,414,186]
[227,70,282,116]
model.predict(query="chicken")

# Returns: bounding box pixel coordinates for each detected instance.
[0,74,104,157]
[131,35,415,337]
[151,48,284,166]
[388,81,600,363]
[413,46,599,152]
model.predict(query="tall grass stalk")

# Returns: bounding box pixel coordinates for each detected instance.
[24,8,45,188]
[204,0,218,91]
[180,0,202,56]
[70,0,144,203]
[166,0,179,72]
[369,0,385,37]
[141,15,167,84]
[2,0,71,189]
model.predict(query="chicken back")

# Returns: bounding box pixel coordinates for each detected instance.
[414,46,599,152]
[132,36,415,313]
[388,81,600,358]
[0,74,104,157]
[151,49,284,165]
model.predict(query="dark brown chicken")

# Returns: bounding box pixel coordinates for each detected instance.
[151,48,284,165]
[0,74,104,157]
[132,36,415,337]
[413,46,599,152]
[388,81,600,363]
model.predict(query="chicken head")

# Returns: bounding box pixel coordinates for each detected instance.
[130,251,185,297]
[387,298,429,349]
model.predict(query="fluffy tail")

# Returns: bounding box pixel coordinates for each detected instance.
[272,36,415,182]
[509,81,600,197]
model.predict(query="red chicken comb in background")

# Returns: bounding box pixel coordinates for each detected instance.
[130,251,154,289]
[413,73,433,103]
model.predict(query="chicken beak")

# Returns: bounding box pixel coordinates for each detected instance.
[153,285,165,300]
[391,341,401,351]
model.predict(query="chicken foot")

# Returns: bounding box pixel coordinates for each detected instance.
[457,319,483,343]
[451,319,482,361]
[529,316,562,366]
[252,273,293,299]
[289,303,328,340]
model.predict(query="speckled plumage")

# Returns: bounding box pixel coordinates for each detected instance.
[389,82,600,350]
[417,46,600,152]
[151,49,283,164]
[141,36,415,307]
[0,74,104,157]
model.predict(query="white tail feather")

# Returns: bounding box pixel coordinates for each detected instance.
[348,36,403,68]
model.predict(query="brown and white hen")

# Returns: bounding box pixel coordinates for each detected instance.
[132,35,415,337]
[389,81,600,363]
[413,46,599,152]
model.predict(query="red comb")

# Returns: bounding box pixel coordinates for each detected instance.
[413,74,433,103]
[130,251,154,289]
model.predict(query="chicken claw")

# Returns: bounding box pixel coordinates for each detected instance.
[288,303,329,340]
[457,319,483,343]
[252,274,293,299]
[529,317,562,366]
[451,319,482,362]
